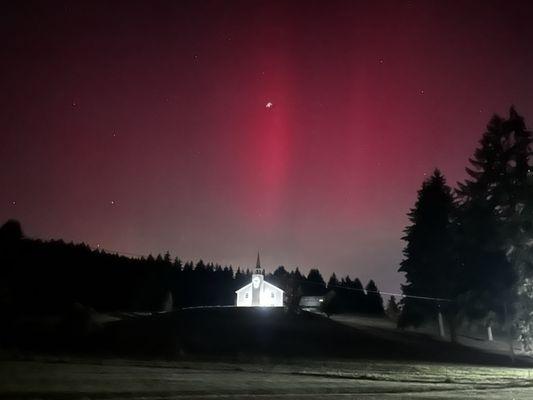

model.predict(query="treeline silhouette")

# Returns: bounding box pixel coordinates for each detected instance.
[399,107,533,348]
[0,220,384,316]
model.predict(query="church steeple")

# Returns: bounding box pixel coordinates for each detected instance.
[255,252,262,275]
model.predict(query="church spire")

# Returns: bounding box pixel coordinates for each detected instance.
[255,252,262,275]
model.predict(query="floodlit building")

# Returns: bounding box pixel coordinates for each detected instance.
[235,253,284,307]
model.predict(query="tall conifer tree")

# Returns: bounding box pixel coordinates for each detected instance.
[455,108,533,336]
[364,280,385,314]
[399,169,457,327]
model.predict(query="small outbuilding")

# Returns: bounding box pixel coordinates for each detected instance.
[299,296,324,312]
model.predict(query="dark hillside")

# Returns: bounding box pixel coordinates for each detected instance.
[98,308,527,366]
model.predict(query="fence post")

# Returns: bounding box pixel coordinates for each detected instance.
[438,311,445,338]
[487,324,493,341]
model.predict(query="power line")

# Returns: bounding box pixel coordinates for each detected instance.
[293,278,452,302]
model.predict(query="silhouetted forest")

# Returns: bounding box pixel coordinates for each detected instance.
[399,107,533,349]
[0,220,384,317]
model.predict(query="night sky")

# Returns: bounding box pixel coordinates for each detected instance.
[2,0,533,293]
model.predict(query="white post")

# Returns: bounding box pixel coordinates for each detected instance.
[487,325,493,341]
[438,311,445,338]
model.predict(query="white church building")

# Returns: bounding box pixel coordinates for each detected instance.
[235,254,284,307]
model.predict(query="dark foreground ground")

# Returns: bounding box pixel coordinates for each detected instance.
[6,307,529,364]
[2,308,533,399]
[2,357,533,399]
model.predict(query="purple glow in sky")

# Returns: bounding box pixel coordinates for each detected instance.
[2,0,533,292]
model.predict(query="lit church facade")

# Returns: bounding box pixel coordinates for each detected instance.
[235,254,284,307]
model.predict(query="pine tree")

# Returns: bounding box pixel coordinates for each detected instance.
[286,268,304,312]
[455,108,532,334]
[386,296,400,321]
[339,276,354,312]
[0,219,23,242]
[304,268,326,295]
[496,109,533,348]
[399,169,457,327]
[350,278,367,313]
[364,280,384,314]
[322,273,342,314]
[327,273,339,289]
[455,113,514,323]
[307,269,325,285]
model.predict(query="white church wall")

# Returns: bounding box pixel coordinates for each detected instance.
[260,283,283,307]
[236,285,252,307]
[235,281,283,307]
[234,254,284,307]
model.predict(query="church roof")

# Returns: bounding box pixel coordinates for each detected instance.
[235,282,252,293]
[234,253,284,293]
[263,280,284,292]
[234,280,284,293]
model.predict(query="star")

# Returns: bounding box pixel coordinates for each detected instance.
[378,58,384,64]
[419,89,425,95]
[265,102,273,109]
[110,200,116,205]
[11,201,16,206]
[72,101,77,107]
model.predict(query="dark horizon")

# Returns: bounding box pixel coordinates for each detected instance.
[2,0,533,293]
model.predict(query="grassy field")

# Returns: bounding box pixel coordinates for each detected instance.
[92,308,530,366]
[2,357,533,399]
[3,307,533,398]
